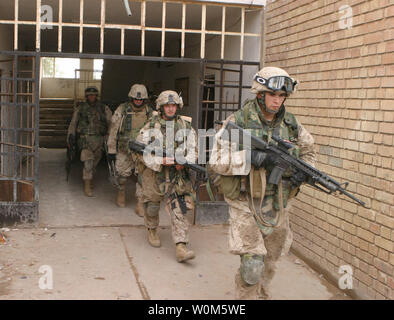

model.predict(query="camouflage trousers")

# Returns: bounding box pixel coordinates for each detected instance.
[116,151,142,198]
[115,151,138,178]
[224,194,293,300]
[80,147,103,181]
[141,167,190,244]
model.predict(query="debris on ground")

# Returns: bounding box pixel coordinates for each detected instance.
[0,233,7,244]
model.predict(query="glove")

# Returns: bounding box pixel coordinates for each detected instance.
[250,150,267,168]
[107,153,117,162]
[290,171,307,187]
[261,153,278,168]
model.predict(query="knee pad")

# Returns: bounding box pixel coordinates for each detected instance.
[240,254,264,286]
[84,159,94,172]
[146,202,160,217]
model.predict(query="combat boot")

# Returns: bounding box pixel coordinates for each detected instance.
[117,187,126,208]
[84,179,93,197]
[147,228,161,247]
[176,243,195,263]
[135,198,145,217]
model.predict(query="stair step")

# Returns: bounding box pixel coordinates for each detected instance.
[39,136,67,148]
[40,119,70,123]
[40,124,69,130]
[39,130,68,137]
[40,113,73,120]
[40,110,73,117]
[40,99,74,105]
[39,107,74,111]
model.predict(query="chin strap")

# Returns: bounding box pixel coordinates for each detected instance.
[257,92,286,114]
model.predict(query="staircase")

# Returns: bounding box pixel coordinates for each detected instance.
[39,99,75,148]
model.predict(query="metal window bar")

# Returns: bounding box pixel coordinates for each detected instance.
[0,0,261,60]
[199,62,260,127]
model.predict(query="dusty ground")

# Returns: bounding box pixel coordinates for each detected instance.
[0,149,350,300]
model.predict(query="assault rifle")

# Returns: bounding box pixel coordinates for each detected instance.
[104,140,120,189]
[220,121,366,207]
[65,134,77,181]
[129,140,207,175]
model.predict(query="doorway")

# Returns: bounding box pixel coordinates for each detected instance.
[0,50,258,225]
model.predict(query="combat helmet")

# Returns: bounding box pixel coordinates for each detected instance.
[251,66,298,96]
[155,90,183,111]
[85,86,99,97]
[128,84,148,100]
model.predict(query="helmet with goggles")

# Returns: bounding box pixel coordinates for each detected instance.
[251,67,298,96]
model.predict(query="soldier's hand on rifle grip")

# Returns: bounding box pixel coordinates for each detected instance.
[250,150,267,168]
[175,164,184,171]
[290,171,307,188]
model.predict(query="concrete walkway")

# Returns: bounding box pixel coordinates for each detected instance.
[0,149,350,300]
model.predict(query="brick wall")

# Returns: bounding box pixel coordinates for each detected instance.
[264,0,393,299]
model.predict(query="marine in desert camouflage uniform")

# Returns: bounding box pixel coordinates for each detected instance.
[209,67,316,299]
[107,84,152,215]
[67,86,112,197]
[136,90,197,263]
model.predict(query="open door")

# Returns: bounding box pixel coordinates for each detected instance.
[195,60,259,224]
[0,53,40,224]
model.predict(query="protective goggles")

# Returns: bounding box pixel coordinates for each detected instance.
[85,89,98,96]
[254,75,297,94]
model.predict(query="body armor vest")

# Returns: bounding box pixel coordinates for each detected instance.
[221,98,300,203]
[149,114,193,196]
[118,103,151,153]
[77,102,108,136]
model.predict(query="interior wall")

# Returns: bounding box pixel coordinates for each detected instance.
[40,59,101,99]
[143,62,200,128]
[101,59,200,128]
[101,59,148,106]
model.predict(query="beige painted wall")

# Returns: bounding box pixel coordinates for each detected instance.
[40,59,101,99]
[143,62,201,127]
